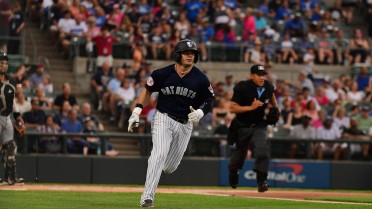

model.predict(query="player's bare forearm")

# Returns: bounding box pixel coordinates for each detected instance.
[137,88,152,106]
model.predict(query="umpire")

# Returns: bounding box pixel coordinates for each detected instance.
[228,64,279,192]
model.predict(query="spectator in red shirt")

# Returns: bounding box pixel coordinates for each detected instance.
[314,86,330,106]
[87,24,119,68]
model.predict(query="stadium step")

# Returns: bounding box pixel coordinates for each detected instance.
[22,19,140,156]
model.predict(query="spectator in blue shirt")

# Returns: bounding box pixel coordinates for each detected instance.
[255,9,268,34]
[275,1,292,21]
[184,0,205,23]
[300,0,318,18]
[61,109,88,154]
[284,13,305,38]
[23,98,46,129]
[258,0,270,16]
[137,0,151,15]
[310,5,322,22]
[201,20,215,42]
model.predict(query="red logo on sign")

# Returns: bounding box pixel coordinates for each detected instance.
[272,164,303,174]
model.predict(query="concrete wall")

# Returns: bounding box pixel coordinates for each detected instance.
[2,155,372,190]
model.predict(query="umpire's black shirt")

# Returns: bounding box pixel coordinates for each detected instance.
[231,80,274,126]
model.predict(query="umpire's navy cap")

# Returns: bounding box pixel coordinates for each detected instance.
[250,64,267,75]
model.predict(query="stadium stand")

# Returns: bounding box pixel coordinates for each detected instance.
[2,0,370,159]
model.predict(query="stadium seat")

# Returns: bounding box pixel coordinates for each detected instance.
[8,55,26,73]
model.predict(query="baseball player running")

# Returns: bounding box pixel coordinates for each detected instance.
[0,52,25,185]
[128,39,214,207]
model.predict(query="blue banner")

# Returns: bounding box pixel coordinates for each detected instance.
[220,159,330,189]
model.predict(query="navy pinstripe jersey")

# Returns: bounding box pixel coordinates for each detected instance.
[0,75,17,116]
[145,64,214,120]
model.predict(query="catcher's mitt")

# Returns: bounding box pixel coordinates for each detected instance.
[14,118,26,137]
[266,107,280,125]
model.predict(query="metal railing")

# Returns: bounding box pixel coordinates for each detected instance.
[23,131,372,160]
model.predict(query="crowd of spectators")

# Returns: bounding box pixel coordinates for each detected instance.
[9,63,119,156]
[21,0,372,66]
[3,0,372,160]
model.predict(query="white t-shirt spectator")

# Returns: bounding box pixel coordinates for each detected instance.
[347,91,365,103]
[58,18,76,33]
[250,49,261,64]
[303,53,315,75]
[116,85,135,101]
[70,21,88,36]
[316,125,341,140]
[333,117,350,129]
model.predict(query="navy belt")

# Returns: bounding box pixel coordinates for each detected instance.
[161,112,188,124]
[243,123,256,128]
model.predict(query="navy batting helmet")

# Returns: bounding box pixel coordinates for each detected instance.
[0,51,8,61]
[173,39,199,64]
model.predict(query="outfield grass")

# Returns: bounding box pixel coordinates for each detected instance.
[0,191,371,209]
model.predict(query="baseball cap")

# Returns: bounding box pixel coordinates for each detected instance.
[250,64,267,75]
[323,115,333,122]
[361,106,370,111]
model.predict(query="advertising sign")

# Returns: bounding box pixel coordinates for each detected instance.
[220,160,330,189]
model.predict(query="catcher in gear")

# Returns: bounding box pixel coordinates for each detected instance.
[227,64,279,192]
[0,51,24,185]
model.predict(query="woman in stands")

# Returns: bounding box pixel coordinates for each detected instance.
[348,28,370,64]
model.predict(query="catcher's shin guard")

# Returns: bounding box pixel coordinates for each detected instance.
[2,140,18,185]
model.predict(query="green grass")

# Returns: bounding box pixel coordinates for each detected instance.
[0,191,371,209]
[308,197,372,204]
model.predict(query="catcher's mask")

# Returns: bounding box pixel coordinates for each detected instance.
[173,39,199,64]
[0,51,8,75]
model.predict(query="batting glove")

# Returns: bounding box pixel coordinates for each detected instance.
[188,106,204,123]
[128,107,142,132]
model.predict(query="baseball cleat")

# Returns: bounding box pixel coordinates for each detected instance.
[257,181,269,192]
[4,177,25,186]
[140,199,154,208]
[229,170,239,189]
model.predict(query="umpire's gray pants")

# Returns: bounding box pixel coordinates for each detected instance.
[229,127,270,174]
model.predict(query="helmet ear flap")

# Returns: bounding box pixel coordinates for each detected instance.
[194,52,199,63]
[174,51,181,63]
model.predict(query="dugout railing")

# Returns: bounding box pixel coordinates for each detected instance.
[22,131,372,160]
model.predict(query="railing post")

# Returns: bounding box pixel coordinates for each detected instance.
[346,141,351,160]
[101,136,107,155]
[139,136,146,156]
[306,141,311,159]
[61,135,68,154]
[22,135,28,154]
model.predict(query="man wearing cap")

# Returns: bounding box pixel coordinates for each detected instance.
[288,115,316,158]
[315,116,342,160]
[356,106,372,132]
[29,64,48,87]
[342,118,370,161]
[228,64,279,192]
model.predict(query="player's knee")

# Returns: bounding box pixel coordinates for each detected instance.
[163,165,178,174]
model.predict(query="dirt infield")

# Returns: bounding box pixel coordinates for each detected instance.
[1,184,372,205]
